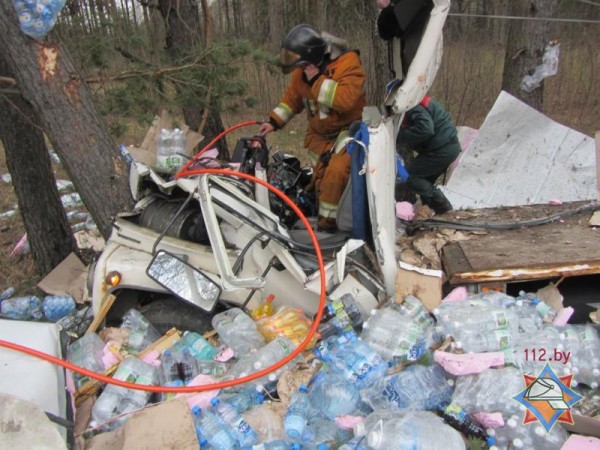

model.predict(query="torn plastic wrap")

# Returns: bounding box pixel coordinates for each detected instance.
[12,0,67,41]
[520,40,560,93]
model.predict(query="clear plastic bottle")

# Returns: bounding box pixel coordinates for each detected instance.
[576,325,600,389]
[120,309,161,353]
[169,128,187,171]
[302,418,352,448]
[212,308,266,356]
[360,364,453,412]
[91,356,157,429]
[159,349,184,401]
[0,286,15,300]
[438,401,491,443]
[250,440,300,450]
[324,332,388,388]
[156,128,173,172]
[225,336,296,386]
[191,406,239,450]
[397,294,434,328]
[360,308,428,363]
[0,295,43,320]
[66,332,106,389]
[210,398,259,447]
[307,371,361,420]
[366,411,465,450]
[284,385,311,439]
[172,331,218,360]
[455,328,512,353]
[42,295,76,322]
[317,294,364,339]
[222,387,265,413]
[195,359,229,378]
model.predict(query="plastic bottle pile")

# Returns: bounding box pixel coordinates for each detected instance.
[63,291,600,449]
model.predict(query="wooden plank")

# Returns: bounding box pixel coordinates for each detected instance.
[441,242,473,283]
[441,203,600,284]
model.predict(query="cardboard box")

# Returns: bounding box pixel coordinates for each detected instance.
[395,261,443,311]
[127,111,204,168]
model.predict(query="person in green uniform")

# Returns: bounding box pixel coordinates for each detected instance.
[399,95,461,214]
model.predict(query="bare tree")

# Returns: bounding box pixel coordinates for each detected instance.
[0,2,134,238]
[0,57,78,275]
[501,0,559,110]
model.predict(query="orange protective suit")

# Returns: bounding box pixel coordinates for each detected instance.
[268,50,366,226]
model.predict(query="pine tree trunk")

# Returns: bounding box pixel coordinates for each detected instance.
[0,56,78,275]
[501,0,558,111]
[0,3,135,238]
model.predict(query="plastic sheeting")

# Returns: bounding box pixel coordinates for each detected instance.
[441,91,597,209]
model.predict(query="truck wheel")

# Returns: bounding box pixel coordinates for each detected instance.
[140,296,219,335]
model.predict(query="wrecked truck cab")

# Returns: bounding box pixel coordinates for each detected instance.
[88,0,451,330]
[89,158,384,332]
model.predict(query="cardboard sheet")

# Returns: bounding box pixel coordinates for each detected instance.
[442,91,597,209]
[37,252,87,303]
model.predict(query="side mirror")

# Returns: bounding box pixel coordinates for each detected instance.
[146,250,221,312]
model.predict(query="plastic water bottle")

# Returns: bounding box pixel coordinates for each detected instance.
[302,418,352,448]
[159,349,184,401]
[489,415,568,450]
[225,336,296,386]
[576,326,600,389]
[195,359,229,378]
[396,294,435,328]
[42,295,76,321]
[0,295,43,320]
[455,328,512,353]
[366,411,465,450]
[360,308,429,363]
[451,367,524,415]
[191,406,239,450]
[120,309,161,353]
[210,398,259,447]
[532,298,558,323]
[170,128,187,170]
[284,385,311,439]
[320,332,387,388]
[66,332,105,389]
[173,331,218,360]
[308,371,361,420]
[250,440,301,450]
[438,401,490,442]
[360,364,453,411]
[222,387,265,413]
[91,356,157,430]
[212,308,265,356]
[156,128,172,172]
[0,287,15,300]
[317,294,364,339]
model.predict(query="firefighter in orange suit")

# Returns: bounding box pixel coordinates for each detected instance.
[258,24,367,231]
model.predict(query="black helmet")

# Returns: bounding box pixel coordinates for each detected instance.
[280,24,327,74]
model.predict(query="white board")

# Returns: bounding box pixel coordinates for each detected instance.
[442,91,597,209]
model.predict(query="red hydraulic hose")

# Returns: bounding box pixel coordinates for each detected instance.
[0,141,326,394]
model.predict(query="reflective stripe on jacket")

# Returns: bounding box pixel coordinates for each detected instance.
[269,51,366,156]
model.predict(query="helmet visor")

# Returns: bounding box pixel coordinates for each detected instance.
[280,48,304,74]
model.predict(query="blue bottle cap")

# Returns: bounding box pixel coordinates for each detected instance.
[210,397,220,406]
[257,393,265,404]
[291,444,301,450]
[299,384,308,392]
[487,436,496,446]
[191,405,201,415]
[163,349,172,356]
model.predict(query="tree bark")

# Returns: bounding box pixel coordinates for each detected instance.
[501,0,559,111]
[0,56,78,275]
[0,2,134,239]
